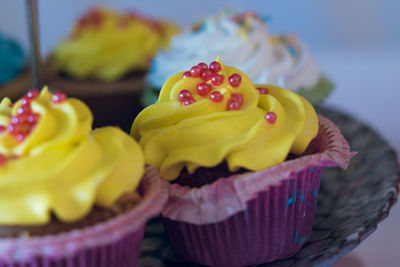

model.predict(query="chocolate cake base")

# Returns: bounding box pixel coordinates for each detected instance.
[0,191,141,238]
[173,154,300,188]
[172,162,247,188]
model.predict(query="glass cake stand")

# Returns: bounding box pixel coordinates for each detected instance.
[137,106,400,267]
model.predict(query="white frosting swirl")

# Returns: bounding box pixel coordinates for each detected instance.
[147,11,320,91]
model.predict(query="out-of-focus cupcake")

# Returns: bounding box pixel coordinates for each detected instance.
[0,87,167,266]
[46,7,180,132]
[144,9,333,106]
[0,33,31,101]
[132,59,352,266]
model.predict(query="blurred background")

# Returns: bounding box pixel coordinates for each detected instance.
[0,0,399,266]
[1,0,399,53]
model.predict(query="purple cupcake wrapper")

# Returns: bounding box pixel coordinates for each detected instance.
[162,115,354,225]
[161,115,355,266]
[163,166,322,266]
[0,166,167,267]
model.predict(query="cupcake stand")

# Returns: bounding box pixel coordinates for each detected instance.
[22,2,399,267]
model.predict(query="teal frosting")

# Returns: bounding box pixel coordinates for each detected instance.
[0,34,25,85]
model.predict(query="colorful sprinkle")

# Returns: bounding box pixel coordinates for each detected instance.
[229,73,242,87]
[27,113,40,124]
[52,92,67,104]
[182,71,191,78]
[211,74,224,86]
[209,61,222,73]
[197,83,212,97]
[227,99,241,111]
[230,93,243,104]
[178,90,192,102]
[210,91,223,103]
[201,69,213,81]
[182,98,196,106]
[16,133,26,142]
[197,62,208,71]
[0,155,7,166]
[17,105,31,115]
[265,112,277,124]
[190,66,202,77]
[20,96,31,106]
[26,89,39,99]
[256,87,269,94]
[78,9,103,29]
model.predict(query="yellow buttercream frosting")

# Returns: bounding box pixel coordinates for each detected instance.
[0,88,144,225]
[131,59,318,181]
[51,7,180,82]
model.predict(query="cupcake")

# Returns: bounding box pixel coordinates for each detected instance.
[46,7,180,132]
[144,9,333,106]
[132,59,352,266]
[0,88,167,266]
[0,33,31,101]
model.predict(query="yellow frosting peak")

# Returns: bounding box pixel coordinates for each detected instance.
[51,7,180,82]
[0,87,144,225]
[132,59,318,181]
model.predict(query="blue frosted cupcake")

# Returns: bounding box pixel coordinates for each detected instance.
[0,33,29,101]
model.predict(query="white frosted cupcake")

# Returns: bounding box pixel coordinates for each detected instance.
[144,9,333,105]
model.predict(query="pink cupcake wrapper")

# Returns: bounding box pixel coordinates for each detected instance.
[163,166,322,266]
[162,115,354,224]
[0,166,168,267]
[161,115,354,266]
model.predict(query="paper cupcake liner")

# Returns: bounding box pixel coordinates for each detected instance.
[161,115,354,266]
[163,166,322,266]
[0,166,167,267]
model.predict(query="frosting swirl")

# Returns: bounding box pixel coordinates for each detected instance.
[0,34,25,85]
[132,59,318,181]
[147,10,319,91]
[51,7,180,82]
[0,88,144,225]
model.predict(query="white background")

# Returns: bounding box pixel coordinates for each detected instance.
[1,1,399,266]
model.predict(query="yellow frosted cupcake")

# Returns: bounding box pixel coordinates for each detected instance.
[0,87,167,266]
[46,7,180,132]
[132,58,353,266]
